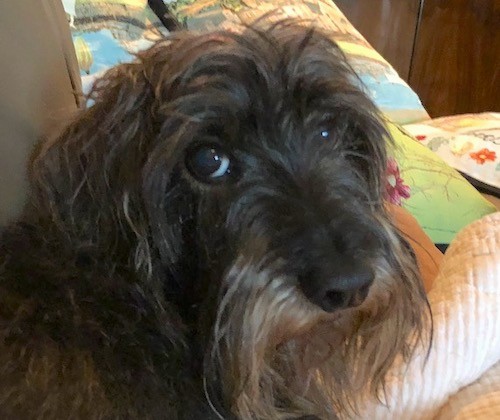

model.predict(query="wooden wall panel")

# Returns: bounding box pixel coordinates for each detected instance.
[335,0,421,81]
[409,0,500,117]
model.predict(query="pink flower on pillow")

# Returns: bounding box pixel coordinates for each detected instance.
[385,158,411,206]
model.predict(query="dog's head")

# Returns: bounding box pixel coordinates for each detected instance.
[30,21,431,419]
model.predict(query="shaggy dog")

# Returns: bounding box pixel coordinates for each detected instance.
[0,21,431,419]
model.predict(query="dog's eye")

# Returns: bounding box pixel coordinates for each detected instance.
[186,145,233,182]
[319,130,330,140]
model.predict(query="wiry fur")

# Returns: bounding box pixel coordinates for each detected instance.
[0,21,431,419]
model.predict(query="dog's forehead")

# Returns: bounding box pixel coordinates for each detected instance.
[171,32,353,118]
[167,25,351,97]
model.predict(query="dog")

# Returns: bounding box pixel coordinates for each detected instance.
[0,20,431,419]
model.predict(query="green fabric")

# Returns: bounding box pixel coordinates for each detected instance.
[388,122,496,244]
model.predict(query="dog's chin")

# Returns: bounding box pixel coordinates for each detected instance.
[202,246,427,419]
[204,255,367,419]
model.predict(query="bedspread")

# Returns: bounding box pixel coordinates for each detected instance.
[356,212,500,419]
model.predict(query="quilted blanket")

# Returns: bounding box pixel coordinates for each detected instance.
[404,113,500,197]
[356,212,500,419]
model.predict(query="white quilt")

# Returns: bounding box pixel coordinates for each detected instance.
[356,212,500,419]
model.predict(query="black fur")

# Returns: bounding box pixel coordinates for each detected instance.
[0,21,427,419]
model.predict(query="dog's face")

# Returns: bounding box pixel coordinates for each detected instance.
[31,22,430,419]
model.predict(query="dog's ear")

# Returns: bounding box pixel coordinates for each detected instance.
[27,42,193,278]
[29,58,154,229]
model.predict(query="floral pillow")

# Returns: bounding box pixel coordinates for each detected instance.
[404,113,500,197]
[385,122,496,244]
[62,0,429,124]
[62,0,170,93]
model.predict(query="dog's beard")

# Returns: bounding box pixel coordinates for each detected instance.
[204,215,430,420]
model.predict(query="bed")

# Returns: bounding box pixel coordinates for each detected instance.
[60,1,500,417]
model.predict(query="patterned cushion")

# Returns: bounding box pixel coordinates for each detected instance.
[387,121,496,244]
[62,0,169,92]
[62,0,429,124]
[404,113,500,197]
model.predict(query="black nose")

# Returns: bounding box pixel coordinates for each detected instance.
[299,266,374,313]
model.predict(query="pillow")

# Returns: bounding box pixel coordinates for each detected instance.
[403,113,500,197]
[357,212,500,419]
[62,0,429,124]
[62,0,169,92]
[386,121,497,244]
